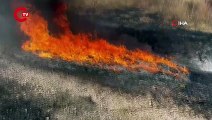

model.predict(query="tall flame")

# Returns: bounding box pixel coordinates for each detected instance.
[20,9,189,78]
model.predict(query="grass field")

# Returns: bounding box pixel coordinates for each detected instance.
[68,0,212,32]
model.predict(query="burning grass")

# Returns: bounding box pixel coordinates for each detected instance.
[20,5,189,78]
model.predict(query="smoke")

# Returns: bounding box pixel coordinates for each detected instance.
[188,43,212,72]
[0,0,29,55]
[195,59,212,72]
[201,60,212,72]
[0,1,14,51]
[0,0,66,55]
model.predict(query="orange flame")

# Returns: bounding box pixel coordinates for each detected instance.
[20,11,189,78]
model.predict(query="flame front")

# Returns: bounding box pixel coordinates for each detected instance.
[20,11,189,78]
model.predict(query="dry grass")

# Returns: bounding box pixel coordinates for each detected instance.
[144,0,212,31]
[68,0,212,32]
[0,54,205,120]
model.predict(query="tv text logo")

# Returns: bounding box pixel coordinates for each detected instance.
[14,7,29,22]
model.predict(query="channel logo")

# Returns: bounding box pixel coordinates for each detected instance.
[171,20,188,27]
[160,20,188,28]
[14,7,29,22]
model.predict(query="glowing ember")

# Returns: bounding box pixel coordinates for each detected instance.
[20,9,189,78]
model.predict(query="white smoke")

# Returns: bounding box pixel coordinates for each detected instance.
[192,56,212,72]
[199,60,212,72]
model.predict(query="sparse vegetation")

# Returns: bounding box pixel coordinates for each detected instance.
[68,0,212,32]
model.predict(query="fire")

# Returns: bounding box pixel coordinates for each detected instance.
[20,10,189,78]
